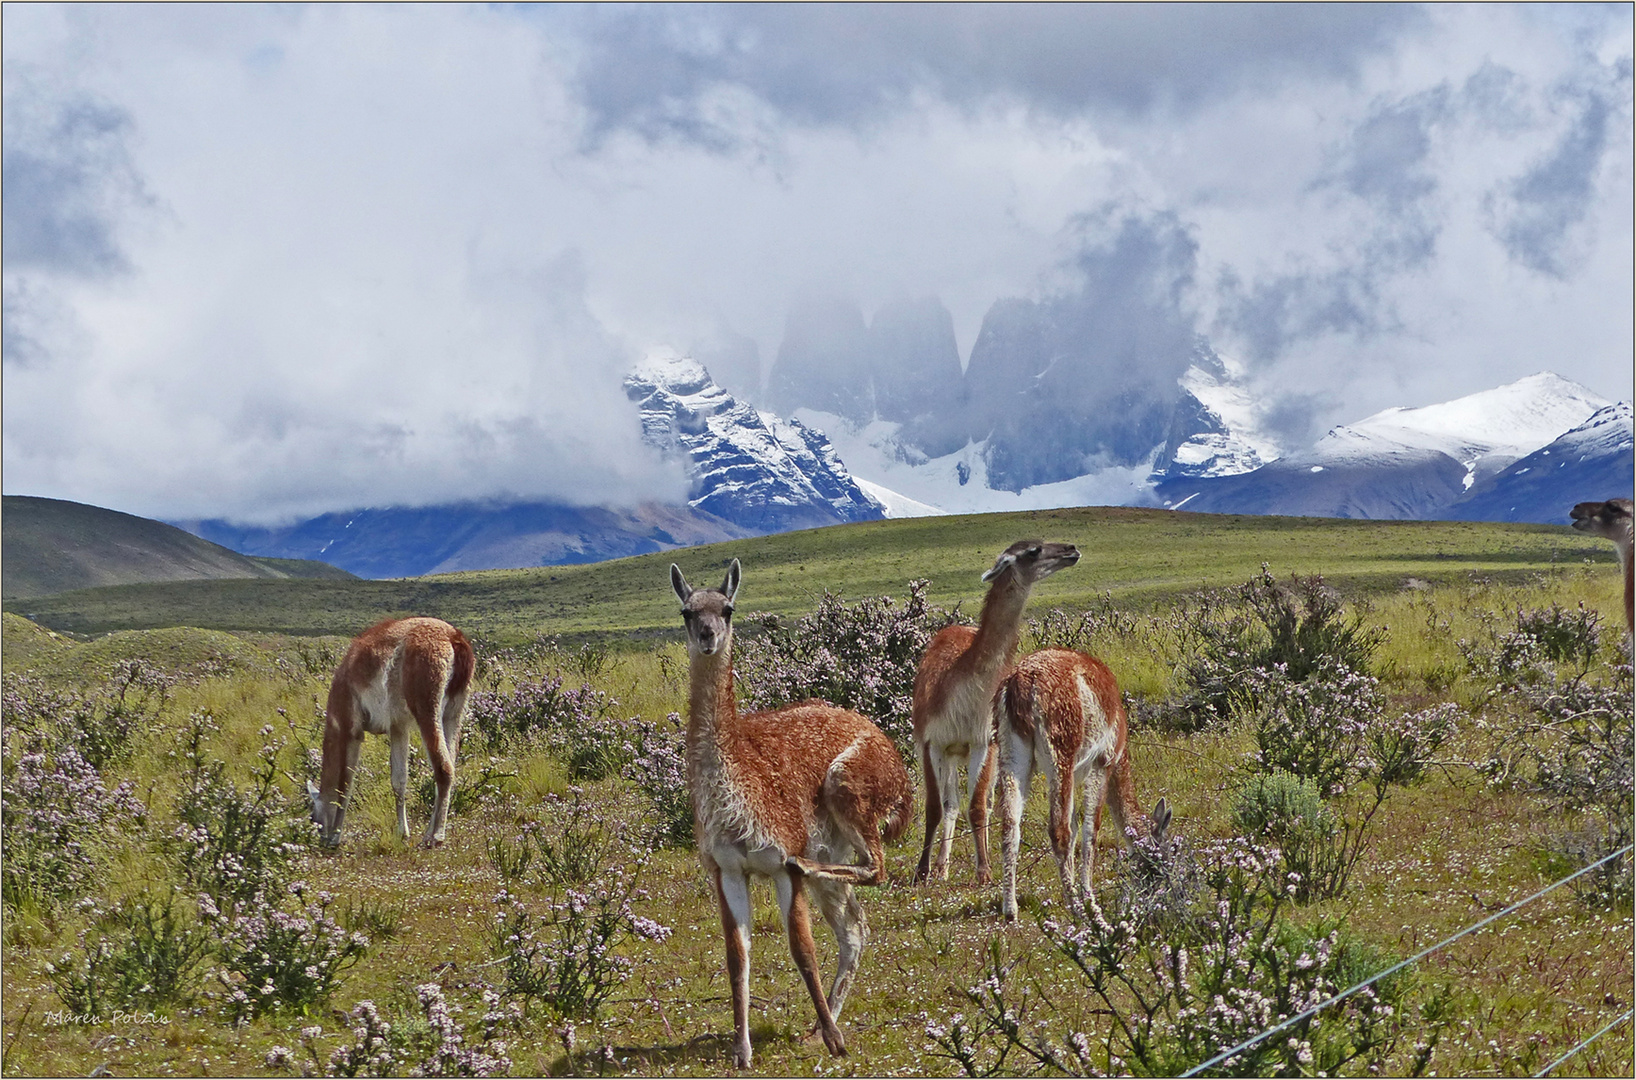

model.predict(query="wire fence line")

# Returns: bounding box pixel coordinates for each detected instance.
[1534,1007,1634,1077]
[1180,843,1635,1077]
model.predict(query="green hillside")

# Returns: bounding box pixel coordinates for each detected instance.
[1,495,354,601]
[2,506,1605,643]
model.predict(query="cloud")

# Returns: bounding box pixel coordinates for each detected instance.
[1,75,151,277]
[1487,67,1630,278]
[564,4,1423,148]
[0,3,1628,521]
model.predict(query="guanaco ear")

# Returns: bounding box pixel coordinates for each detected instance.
[1151,797,1172,838]
[670,564,692,604]
[981,551,1016,582]
[721,558,742,606]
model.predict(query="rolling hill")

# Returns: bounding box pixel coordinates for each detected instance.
[2,495,354,601]
[3,506,1608,645]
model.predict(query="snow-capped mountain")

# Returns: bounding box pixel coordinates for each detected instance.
[1302,373,1608,491]
[1155,373,1617,520]
[623,355,885,533]
[1155,348,1282,481]
[789,344,1274,517]
[1450,401,1635,522]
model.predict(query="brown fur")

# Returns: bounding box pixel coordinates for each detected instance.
[311,617,473,848]
[673,559,910,1069]
[997,648,1170,920]
[1571,498,1635,638]
[911,540,1080,885]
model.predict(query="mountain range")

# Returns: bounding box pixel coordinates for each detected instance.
[167,358,882,580]
[10,354,1629,588]
[1150,372,1625,521]
[743,290,1630,526]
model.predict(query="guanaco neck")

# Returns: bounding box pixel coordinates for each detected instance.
[964,571,1033,685]
[687,643,738,750]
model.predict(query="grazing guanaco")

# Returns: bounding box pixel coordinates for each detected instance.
[996,648,1170,921]
[912,540,1080,885]
[1571,498,1634,640]
[672,559,912,1069]
[307,617,473,848]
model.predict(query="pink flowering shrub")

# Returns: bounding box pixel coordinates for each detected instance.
[1244,659,1385,798]
[203,880,370,1022]
[491,878,671,1020]
[486,790,671,1018]
[1165,568,1385,732]
[926,837,1437,1077]
[466,677,645,781]
[734,579,964,762]
[270,983,521,1078]
[1498,664,1634,908]
[1,744,144,908]
[168,711,317,904]
[621,712,692,847]
[1238,666,1454,900]
[45,890,211,1017]
[1,660,173,770]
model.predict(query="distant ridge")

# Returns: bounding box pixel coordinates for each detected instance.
[1447,402,1635,522]
[2,495,354,601]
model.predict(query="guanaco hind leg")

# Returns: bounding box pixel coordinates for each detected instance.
[776,869,846,1056]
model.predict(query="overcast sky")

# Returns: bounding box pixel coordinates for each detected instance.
[3,3,1631,523]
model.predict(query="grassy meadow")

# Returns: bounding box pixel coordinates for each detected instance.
[2,509,1632,1077]
[4,507,1602,643]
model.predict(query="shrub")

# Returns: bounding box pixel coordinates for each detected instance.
[1515,603,1603,671]
[46,891,211,1017]
[1460,603,1605,693]
[203,880,370,1022]
[488,793,671,1019]
[1246,660,1384,798]
[1114,825,1205,935]
[1241,667,1453,901]
[487,789,625,891]
[271,984,521,1078]
[926,837,1436,1077]
[1168,568,1385,731]
[1524,668,1633,908]
[466,678,643,781]
[491,877,671,1020]
[0,664,171,770]
[1026,594,1141,654]
[168,713,317,904]
[1,745,144,909]
[735,578,964,761]
[1232,772,1341,904]
[622,712,693,848]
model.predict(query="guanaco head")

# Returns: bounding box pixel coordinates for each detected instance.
[1149,797,1173,841]
[306,779,340,847]
[671,558,742,658]
[1570,499,1635,547]
[981,539,1081,587]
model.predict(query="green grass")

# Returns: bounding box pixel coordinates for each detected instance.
[2,512,1631,1077]
[2,507,1607,645]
